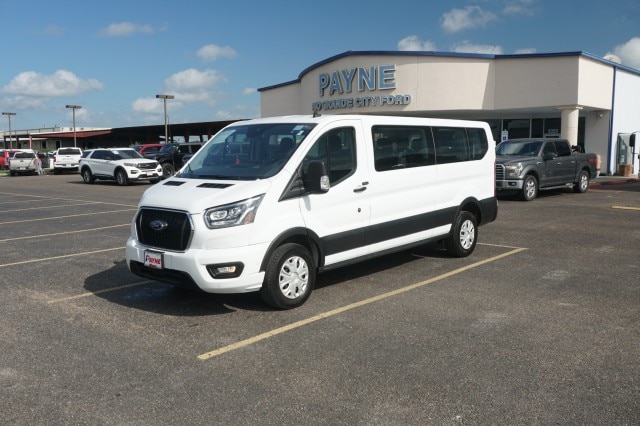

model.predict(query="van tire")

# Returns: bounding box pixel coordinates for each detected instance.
[445,211,477,258]
[260,243,315,309]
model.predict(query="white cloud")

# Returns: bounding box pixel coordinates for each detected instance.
[502,0,537,15]
[131,97,165,115]
[441,6,498,33]
[243,88,257,96]
[607,37,640,70]
[397,36,437,51]
[1,70,104,97]
[131,68,227,116]
[197,44,237,62]
[100,22,156,37]
[165,68,226,92]
[451,41,503,54]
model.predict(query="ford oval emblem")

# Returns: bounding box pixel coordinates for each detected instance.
[149,219,169,231]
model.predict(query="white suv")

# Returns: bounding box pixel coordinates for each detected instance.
[80,148,162,185]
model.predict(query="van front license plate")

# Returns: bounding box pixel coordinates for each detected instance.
[144,250,163,269]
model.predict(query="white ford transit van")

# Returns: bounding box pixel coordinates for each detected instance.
[126,115,498,309]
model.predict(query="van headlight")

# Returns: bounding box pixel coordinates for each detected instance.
[204,194,264,229]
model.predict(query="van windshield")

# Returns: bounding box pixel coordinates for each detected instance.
[177,122,316,180]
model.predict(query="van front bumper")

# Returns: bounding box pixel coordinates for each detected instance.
[125,237,267,293]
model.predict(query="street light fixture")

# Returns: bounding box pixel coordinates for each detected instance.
[156,94,174,144]
[65,105,82,147]
[2,112,16,149]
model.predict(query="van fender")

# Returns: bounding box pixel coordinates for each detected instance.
[452,197,483,228]
[259,227,325,273]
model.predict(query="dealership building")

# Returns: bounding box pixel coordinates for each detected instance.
[259,50,640,176]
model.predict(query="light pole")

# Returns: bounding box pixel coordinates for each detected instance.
[156,94,174,144]
[2,112,16,149]
[65,105,82,147]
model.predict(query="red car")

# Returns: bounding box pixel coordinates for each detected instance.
[0,149,22,170]
[132,144,163,157]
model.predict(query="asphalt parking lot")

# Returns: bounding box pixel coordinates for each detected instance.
[1,173,639,425]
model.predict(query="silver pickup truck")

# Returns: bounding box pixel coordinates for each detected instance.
[8,151,38,176]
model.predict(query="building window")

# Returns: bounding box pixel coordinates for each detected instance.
[503,119,530,139]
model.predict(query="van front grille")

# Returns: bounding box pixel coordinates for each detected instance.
[136,208,192,251]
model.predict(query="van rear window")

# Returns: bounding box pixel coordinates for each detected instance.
[373,125,488,170]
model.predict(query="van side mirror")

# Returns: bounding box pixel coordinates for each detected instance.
[303,160,330,193]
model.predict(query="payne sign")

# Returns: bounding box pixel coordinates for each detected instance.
[312,64,412,112]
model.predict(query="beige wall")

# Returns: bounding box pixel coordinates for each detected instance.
[260,53,614,117]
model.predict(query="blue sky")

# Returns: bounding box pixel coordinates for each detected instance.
[1,0,640,132]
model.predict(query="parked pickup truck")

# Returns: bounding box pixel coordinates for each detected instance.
[8,150,38,176]
[495,138,598,201]
[150,142,202,178]
[53,147,83,174]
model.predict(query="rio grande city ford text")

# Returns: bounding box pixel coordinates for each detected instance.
[312,64,411,112]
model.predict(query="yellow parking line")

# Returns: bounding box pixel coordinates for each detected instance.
[612,205,640,211]
[0,247,123,268]
[0,209,136,224]
[0,224,130,243]
[197,246,527,361]
[47,280,155,304]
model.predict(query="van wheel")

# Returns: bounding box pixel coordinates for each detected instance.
[81,168,95,184]
[445,211,477,258]
[520,174,538,201]
[260,243,315,309]
[574,170,589,193]
[115,169,129,186]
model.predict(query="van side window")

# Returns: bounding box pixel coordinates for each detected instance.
[302,127,356,185]
[467,127,489,160]
[372,126,434,171]
[433,127,469,164]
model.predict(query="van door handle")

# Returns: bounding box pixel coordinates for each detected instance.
[354,182,368,193]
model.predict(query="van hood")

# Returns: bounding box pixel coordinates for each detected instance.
[137,177,274,214]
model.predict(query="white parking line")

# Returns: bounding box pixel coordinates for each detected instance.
[0,209,136,224]
[0,202,103,213]
[0,192,138,208]
[197,245,528,361]
[0,247,124,268]
[0,224,130,243]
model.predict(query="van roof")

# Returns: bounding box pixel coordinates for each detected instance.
[235,114,490,128]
